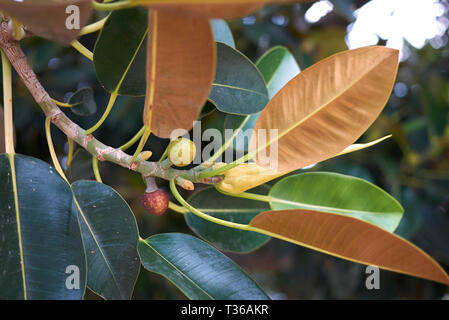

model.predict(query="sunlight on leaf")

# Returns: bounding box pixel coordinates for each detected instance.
[250,46,399,172]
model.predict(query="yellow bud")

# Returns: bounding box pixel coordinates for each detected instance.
[167,138,196,167]
[8,19,25,41]
[217,163,285,194]
[137,151,153,162]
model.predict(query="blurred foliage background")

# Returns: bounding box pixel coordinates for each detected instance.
[2,0,449,299]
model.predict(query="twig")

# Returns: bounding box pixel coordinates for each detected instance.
[0,21,216,188]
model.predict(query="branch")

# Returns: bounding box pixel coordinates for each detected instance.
[0,21,221,188]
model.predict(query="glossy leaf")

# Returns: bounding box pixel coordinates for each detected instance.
[250,209,449,285]
[257,46,302,99]
[0,154,86,299]
[249,46,399,172]
[209,42,268,115]
[211,19,235,48]
[186,187,270,253]
[68,88,97,116]
[144,10,215,138]
[269,172,403,232]
[71,180,140,300]
[227,46,300,152]
[65,149,95,182]
[0,0,92,44]
[93,7,148,96]
[138,233,270,299]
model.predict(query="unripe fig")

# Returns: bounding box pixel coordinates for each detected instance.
[167,138,196,167]
[142,189,169,216]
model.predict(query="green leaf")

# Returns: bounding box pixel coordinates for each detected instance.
[269,172,404,232]
[68,88,97,116]
[226,46,300,152]
[209,42,268,115]
[0,154,86,299]
[71,180,140,300]
[138,233,270,300]
[224,112,259,154]
[256,46,301,99]
[186,188,270,253]
[93,7,147,96]
[65,149,95,182]
[211,19,235,48]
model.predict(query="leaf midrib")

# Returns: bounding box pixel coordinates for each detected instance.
[257,51,394,151]
[260,52,289,89]
[140,239,214,300]
[269,196,400,216]
[8,154,27,300]
[114,29,149,94]
[72,193,123,298]
[212,83,267,97]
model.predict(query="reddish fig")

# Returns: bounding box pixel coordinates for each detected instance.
[142,176,169,216]
[141,189,169,216]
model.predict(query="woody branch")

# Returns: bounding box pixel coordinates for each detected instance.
[0,20,221,189]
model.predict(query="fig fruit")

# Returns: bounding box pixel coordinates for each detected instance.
[142,189,169,216]
[167,138,196,167]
